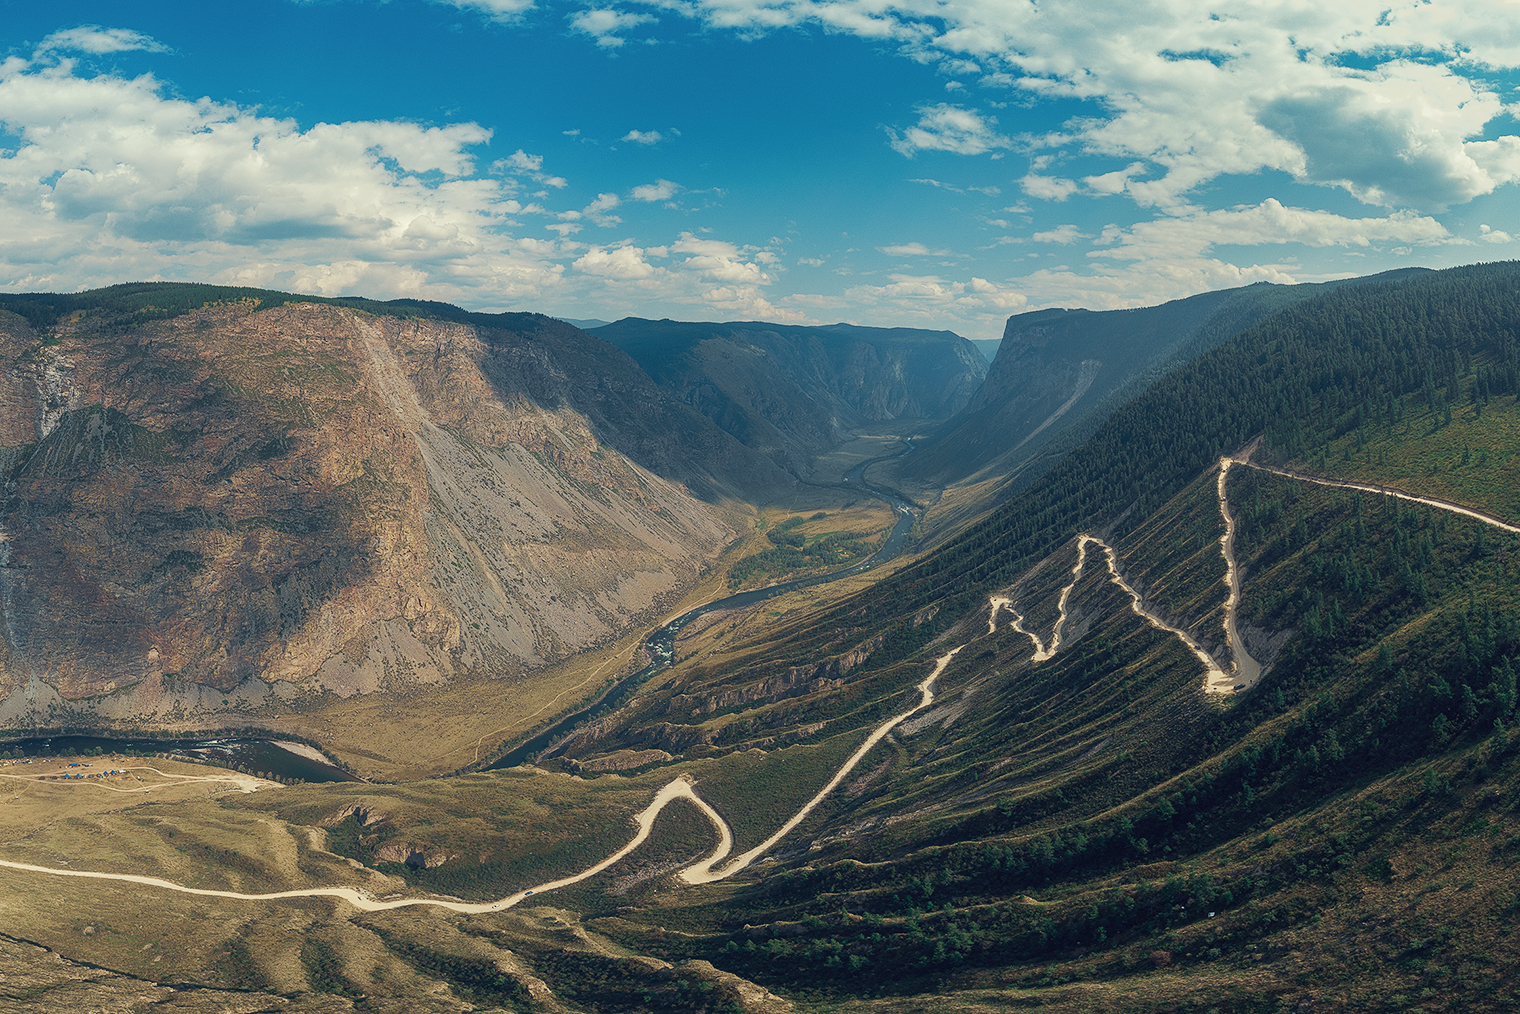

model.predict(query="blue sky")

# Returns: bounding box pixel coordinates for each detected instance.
[2,1,1518,339]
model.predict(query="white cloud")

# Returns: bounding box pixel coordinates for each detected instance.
[501,150,544,173]
[1091,199,1450,262]
[583,192,622,226]
[38,27,167,54]
[672,232,771,284]
[1480,224,1515,244]
[879,242,952,256]
[647,0,1520,213]
[908,177,1002,196]
[1031,225,1089,245]
[842,272,1027,325]
[570,9,654,48]
[1466,136,1520,195]
[621,129,664,145]
[0,57,575,303]
[494,149,569,188]
[887,104,1009,157]
[968,276,1027,309]
[1020,172,1079,202]
[575,244,658,278]
[0,52,816,328]
[631,178,679,201]
[1083,162,1148,197]
[1260,61,1507,212]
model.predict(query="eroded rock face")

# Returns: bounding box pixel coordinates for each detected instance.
[0,303,745,720]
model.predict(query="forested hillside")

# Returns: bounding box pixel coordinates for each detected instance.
[902,261,1520,621]
[9,264,1520,1012]
[898,268,1433,535]
[493,260,1520,1011]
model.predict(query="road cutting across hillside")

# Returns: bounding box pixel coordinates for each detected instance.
[4,450,1517,915]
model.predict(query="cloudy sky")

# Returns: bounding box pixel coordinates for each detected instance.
[2,1,1518,339]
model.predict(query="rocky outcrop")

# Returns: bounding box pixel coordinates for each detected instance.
[0,297,761,720]
[668,672,844,717]
[666,631,886,717]
[569,748,673,773]
[373,842,456,869]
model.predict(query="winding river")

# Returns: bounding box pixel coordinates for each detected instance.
[9,451,1516,916]
[489,465,919,770]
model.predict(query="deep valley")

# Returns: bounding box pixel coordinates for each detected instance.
[3,265,1520,1014]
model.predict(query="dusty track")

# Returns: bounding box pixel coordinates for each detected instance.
[995,531,1231,691]
[6,451,1517,912]
[679,645,961,884]
[1240,461,1520,534]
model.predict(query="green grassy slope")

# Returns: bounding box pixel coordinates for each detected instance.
[514,261,1520,1011]
[578,456,1520,1013]
[11,265,1520,1012]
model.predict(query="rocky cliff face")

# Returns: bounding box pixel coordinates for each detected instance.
[593,319,988,476]
[0,300,756,724]
[896,284,1332,497]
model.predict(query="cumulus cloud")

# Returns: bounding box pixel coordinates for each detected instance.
[968,276,1027,309]
[582,192,622,226]
[1260,61,1507,212]
[567,234,796,319]
[887,104,1009,157]
[1480,225,1515,244]
[38,26,167,54]
[631,178,679,201]
[671,232,772,285]
[1083,162,1148,197]
[1020,157,1080,201]
[575,244,659,278]
[844,273,1027,321]
[570,8,654,48]
[0,47,827,325]
[0,61,504,272]
[621,129,664,145]
[1091,199,1450,262]
[648,0,1520,212]
[1031,225,1089,245]
[495,149,569,188]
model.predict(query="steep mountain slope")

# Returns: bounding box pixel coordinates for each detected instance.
[0,286,792,727]
[362,260,1519,1009]
[8,264,1520,1013]
[593,318,987,477]
[899,270,1431,531]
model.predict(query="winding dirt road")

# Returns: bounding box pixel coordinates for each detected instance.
[6,450,1516,915]
[0,644,968,912]
[679,645,960,884]
[994,531,1231,691]
[1216,455,1262,692]
[1240,461,1520,534]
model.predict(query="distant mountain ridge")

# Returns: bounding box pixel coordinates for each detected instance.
[594,317,987,477]
[898,269,1435,523]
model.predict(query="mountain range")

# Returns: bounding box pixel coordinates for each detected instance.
[3,265,1520,1013]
